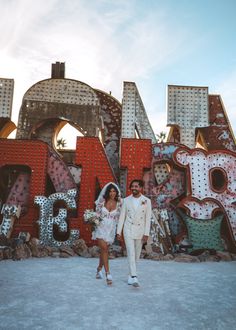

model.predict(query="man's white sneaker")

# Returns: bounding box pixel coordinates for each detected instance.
[128,275,134,285]
[128,276,139,286]
[132,277,140,287]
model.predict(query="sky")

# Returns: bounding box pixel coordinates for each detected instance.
[1,0,236,147]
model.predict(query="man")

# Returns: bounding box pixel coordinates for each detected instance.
[117,179,152,287]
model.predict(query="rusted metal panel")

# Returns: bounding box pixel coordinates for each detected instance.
[199,95,236,151]
[16,79,101,142]
[94,89,122,176]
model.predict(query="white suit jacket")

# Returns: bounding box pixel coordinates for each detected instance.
[117,194,152,239]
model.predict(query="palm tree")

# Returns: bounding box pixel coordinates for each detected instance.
[57,137,67,149]
[155,131,166,143]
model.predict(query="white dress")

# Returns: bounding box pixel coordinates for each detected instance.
[92,200,122,244]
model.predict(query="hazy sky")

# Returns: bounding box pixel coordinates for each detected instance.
[1,0,236,144]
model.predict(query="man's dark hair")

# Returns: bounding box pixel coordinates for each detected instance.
[129,179,144,189]
[103,183,119,202]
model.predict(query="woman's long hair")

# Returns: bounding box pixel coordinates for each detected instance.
[103,184,119,202]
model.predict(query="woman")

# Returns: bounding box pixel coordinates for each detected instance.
[92,182,122,285]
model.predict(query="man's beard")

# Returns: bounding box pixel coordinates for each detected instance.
[132,189,139,196]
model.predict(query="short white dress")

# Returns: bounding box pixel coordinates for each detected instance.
[92,200,122,244]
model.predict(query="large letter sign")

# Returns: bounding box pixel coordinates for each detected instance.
[174,148,236,248]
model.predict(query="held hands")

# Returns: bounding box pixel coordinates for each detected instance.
[142,235,149,243]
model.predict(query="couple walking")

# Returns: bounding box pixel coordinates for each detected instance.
[92,179,152,287]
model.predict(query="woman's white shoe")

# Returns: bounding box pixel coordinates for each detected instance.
[106,273,112,285]
[96,269,103,279]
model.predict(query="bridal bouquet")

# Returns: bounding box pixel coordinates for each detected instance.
[83,209,102,231]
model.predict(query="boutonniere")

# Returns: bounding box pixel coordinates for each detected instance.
[141,200,147,205]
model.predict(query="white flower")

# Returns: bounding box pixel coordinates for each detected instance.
[83,209,102,230]
[94,219,100,226]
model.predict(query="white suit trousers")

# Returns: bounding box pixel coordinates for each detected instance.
[124,236,143,277]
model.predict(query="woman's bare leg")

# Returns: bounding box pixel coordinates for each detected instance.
[97,253,103,271]
[97,239,109,274]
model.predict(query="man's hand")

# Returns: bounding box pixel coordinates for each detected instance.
[142,235,148,243]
